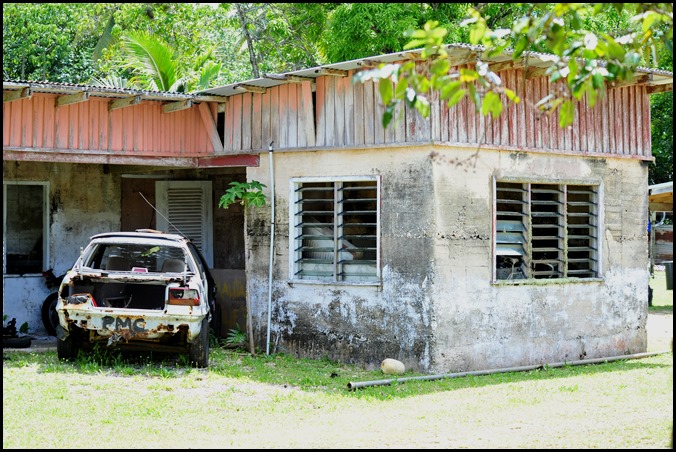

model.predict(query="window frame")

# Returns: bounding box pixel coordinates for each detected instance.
[155,180,213,267]
[288,175,381,285]
[492,176,603,283]
[3,181,49,276]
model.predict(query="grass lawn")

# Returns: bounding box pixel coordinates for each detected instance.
[650,268,674,312]
[3,269,672,449]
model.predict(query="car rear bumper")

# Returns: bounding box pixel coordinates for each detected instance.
[58,303,206,342]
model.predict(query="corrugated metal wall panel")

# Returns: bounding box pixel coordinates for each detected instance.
[286,61,650,157]
[3,95,216,155]
[4,58,654,159]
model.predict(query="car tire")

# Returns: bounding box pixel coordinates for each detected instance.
[189,316,209,368]
[56,325,80,361]
[3,336,32,349]
[210,303,222,338]
[41,292,59,336]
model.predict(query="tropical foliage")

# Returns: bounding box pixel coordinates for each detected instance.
[356,3,672,129]
[2,3,672,183]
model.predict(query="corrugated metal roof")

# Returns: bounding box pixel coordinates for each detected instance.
[1,80,228,102]
[196,43,674,97]
[4,43,672,100]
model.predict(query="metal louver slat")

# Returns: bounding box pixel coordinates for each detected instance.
[294,180,378,282]
[156,180,213,267]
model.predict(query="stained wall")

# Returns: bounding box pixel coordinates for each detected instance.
[244,145,649,373]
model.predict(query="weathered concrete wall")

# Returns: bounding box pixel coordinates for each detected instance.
[430,150,649,372]
[3,161,120,335]
[245,146,649,373]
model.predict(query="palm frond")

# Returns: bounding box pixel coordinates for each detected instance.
[92,12,118,63]
[88,74,134,89]
[120,31,179,91]
[194,61,222,91]
[192,47,216,72]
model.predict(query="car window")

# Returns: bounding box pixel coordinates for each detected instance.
[86,243,187,273]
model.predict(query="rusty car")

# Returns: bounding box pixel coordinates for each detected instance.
[54,229,218,367]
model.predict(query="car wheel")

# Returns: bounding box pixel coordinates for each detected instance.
[3,336,32,349]
[56,325,81,361]
[188,316,209,368]
[210,302,222,338]
[41,292,59,336]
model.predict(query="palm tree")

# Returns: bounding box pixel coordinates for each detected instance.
[94,30,220,93]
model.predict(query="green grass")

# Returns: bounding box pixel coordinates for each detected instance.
[3,270,673,448]
[650,269,674,313]
[3,344,673,448]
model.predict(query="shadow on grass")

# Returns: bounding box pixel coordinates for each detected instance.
[3,343,672,400]
[649,305,674,314]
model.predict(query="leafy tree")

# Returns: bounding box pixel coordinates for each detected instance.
[3,3,672,184]
[221,3,332,78]
[355,3,672,128]
[2,3,114,82]
[321,3,423,62]
[650,90,673,184]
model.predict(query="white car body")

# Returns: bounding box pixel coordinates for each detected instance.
[55,230,217,367]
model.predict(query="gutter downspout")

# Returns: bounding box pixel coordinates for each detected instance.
[266,142,275,355]
[347,350,669,390]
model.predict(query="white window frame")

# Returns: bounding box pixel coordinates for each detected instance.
[155,180,213,267]
[492,177,603,282]
[3,181,49,275]
[289,176,381,285]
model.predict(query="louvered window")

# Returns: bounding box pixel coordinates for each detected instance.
[290,177,380,283]
[156,181,213,267]
[495,181,599,281]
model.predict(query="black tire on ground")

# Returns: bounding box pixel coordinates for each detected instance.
[56,325,81,361]
[41,292,59,336]
[3,336,32,349]
[210,303,222,338]
[188,316,210,368]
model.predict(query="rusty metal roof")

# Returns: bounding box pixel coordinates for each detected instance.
[2,80,228,103]
[196,42,674,97]
[4,43,673,100]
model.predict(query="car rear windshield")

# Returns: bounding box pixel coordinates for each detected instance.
[84,243,188,273]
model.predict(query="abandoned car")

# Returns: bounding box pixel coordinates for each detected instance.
[55,229,218,367]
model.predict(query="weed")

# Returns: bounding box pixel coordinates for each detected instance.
[225,323,247,345]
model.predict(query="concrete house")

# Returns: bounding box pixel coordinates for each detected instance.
[3,44,673,373]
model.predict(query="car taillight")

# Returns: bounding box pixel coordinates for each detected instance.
[66,293,98,306]
[168,288,200,306]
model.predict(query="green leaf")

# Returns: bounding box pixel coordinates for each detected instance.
[446,89,467,108]
[394,77,408,99]
[439,81,462,101]
[379,80,393,105]
[514,35,529,58]
[591,72,605,90]
[415,96,430,118]
[219,181,267,209]
[469,22,487,45]
[503,88,520,104]
[383,104,394,128]
[605,37,626,60]
[481,91,502,118]
[459,69,478,83]
[567,59,579,84]
[585,83,597,108]
[431,59,451,77]
[559,100,575,128]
